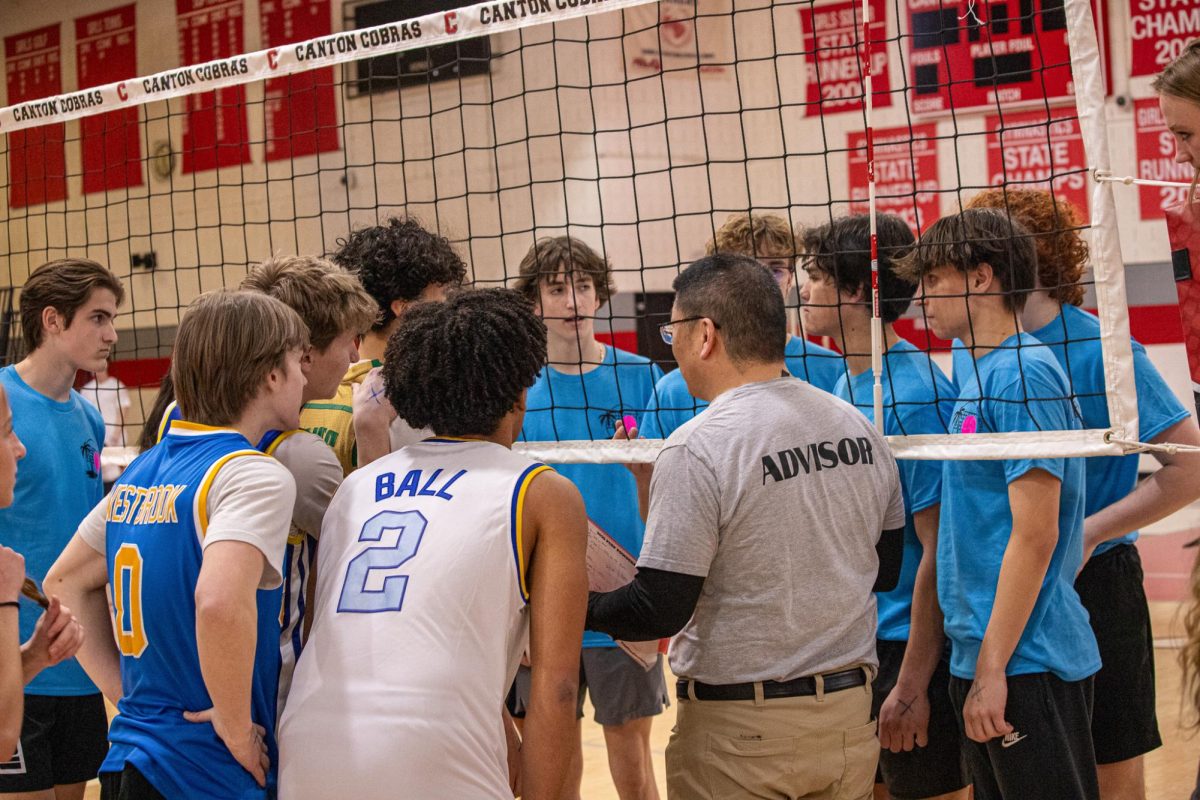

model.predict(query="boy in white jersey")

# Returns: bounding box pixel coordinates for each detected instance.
[279,288,588,800]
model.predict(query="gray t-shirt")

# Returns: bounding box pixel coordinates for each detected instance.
[638,376,905,684]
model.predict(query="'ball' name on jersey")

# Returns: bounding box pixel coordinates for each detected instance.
[376,468,468,503]
[761,437,875,485]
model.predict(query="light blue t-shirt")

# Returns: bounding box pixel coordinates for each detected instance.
[1029,305,1190,556]
[520,345,663,648]
[641,336,846,439]
[0,366,105,695]
[940,333,1100,681]
[834,340,955,642]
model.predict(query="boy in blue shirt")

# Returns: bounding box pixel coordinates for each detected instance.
[897,208,1100,800]
[800,213,966,800]
[46,291,308,799]
[640,213,845,439]
[969,188,1200,800]
[0,258,123,798]
[514,236,665,800]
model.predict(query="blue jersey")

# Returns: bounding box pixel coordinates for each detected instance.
[1029,305,1189,555]
[834,340,955,642]
[0,366,104,695]
[103,423,282,799]
[940,333,1099,681]
[641,336,846,439]
[520,345,662,648]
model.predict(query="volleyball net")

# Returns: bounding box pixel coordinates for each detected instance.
[0,0,1162,463]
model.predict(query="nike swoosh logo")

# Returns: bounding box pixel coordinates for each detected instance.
[1001,734,1027,748]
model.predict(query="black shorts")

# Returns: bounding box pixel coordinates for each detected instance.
[509,649,668,727]
[100,764,166,800]
[871,639,968,800]
[949,672,1098,800]
[1075,543,1162,763]
[0,693,108,792]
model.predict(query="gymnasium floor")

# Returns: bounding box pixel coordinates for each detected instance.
[83,508,1200,799]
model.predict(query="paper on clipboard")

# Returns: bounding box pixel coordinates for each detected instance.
[587,519,663,671]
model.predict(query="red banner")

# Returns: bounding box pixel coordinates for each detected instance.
[905,0,1104,115]
[985,108,1089,217]
[848,123,939,232]
[260,0,339,161]
[799,0,891,116]
[76,5,143,194]
[4,24,67,208]
[1134,98,1196,220]
[1129,0,1200,77]
[176,0,250,173]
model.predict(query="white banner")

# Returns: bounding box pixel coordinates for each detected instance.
[0,0,660,134]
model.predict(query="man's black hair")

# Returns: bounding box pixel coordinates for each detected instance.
[333,216,468,332]
[383,289,547,436]
[801,213,917,324]
[672,254,786,364]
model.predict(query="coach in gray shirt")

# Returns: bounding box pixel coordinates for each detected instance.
[588,253,906,800]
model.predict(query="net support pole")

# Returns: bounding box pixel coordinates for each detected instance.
[1065,0,1138,446]
[862,0,884,433]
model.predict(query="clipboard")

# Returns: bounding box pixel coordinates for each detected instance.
[586,519,665,671]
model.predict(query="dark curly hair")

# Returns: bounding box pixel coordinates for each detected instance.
[383,289,547,437]
[333,217,468,332]
[965,188,1088,307]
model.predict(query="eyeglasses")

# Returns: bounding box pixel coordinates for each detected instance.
[658,316,719,345]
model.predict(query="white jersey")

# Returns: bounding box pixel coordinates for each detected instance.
[278,437,546,800]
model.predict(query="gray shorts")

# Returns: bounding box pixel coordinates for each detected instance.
[510,648,669,727]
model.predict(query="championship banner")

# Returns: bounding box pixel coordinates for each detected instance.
[985,108,1089,216]
[261,0,339,161]
[905,0,1105,115]
[848,123,939,232]
[176,0,251,173]
[0,0,661,135]
[625,0,732,75]
[76,5,143,194]
[799,0,891,117]
[4,24,67,208]
[1167,197,1200,412]
[1128,0,1200,77]
[1134,98,1196,220]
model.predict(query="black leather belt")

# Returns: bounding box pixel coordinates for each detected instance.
[677,667,868,702]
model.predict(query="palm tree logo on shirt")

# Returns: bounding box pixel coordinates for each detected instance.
[80,440,99,479]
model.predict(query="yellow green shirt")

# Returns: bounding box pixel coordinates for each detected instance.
[299,359,380,476]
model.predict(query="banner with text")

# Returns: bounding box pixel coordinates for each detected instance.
[799,0,891,116]
[625,0,732,75]
[905,0,1104,115]
[1128,0,1200,77]
[76,5,143,193]
[4,24,67,207]
[177,0,251,173]
[848,123,940,232]
[1134,98,1196,219]
[985,108,1089,217]
[261,0,339,161]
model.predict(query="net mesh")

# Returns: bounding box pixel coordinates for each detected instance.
[0,0,1138,464]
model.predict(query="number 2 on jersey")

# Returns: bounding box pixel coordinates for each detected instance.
[113,543,148,657]
[337,510,427,613]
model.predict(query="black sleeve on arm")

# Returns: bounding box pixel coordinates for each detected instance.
[873,526,905,593]
[586,567,705,642]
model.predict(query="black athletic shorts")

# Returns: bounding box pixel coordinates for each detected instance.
[508,649,668,727]
[0,693,108,792]
[949,672,1098,800]
[101,764,167,800]
[1075,543,1162,764]
[871,639,968,800]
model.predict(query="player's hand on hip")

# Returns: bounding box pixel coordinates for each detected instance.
[22,596,84,672]
[962,670,1012,743]
[0,545,25,603]
[183,708,270,787]
[877,684,929,753]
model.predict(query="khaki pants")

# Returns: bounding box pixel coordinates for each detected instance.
[666,669,877,800]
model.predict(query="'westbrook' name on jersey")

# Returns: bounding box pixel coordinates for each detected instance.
[375,468,467,502]
[105,484,186,525]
